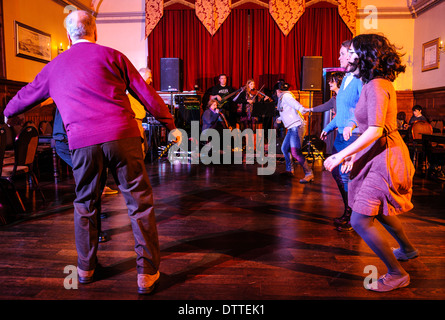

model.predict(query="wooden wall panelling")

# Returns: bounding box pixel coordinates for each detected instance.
[396,90,415,120]
[1,79,56,127]
[0,0,5,79]
[413,86,445,121]
[1,79,27,121]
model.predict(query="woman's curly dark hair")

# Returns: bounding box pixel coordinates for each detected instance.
[351,34,406,84]
[328,71,345,88]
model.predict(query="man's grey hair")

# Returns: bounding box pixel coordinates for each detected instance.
[65,10,96,41]
[139,68,151,75]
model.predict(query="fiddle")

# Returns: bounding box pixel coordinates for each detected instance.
[257,91,272,101]
[249,85,272,102]
[251,84,264,100]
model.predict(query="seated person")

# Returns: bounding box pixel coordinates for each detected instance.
[201,99,227,154]
[407,105,429,143]
[408,105,428,125]
[397,111,408,130]
[396,111,409,141]
[202,99,225,132]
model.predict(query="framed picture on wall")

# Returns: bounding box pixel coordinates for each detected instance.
[422,38,440,72]
[15,21,51,64]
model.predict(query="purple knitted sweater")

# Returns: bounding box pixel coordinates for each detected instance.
[5,42,175,150]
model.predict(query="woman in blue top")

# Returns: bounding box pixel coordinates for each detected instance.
[320,40,362,231]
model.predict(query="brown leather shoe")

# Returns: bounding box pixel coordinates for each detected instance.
[137,271,160,295]
[77,267,95,284]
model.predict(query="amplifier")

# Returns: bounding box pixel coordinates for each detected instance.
[174,94,201,106]
[157,91,201,109]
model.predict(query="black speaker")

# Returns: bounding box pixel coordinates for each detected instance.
[160,58,183,92]
[300,56,323,91]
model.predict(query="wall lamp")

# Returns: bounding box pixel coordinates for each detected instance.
[58,43,64,55]
[440,39,445,54]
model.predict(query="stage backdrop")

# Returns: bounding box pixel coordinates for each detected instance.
[146,4,352,93]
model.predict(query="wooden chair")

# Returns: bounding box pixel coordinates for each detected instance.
[410,120,433,173]
[0,125,45,213]
[422,121,445,179]
[0,123,15,160]
[0,127,5,174]
[39,120,53,136]
[431,120,443,134]
[35,120,55,178]
[0,127,9,224]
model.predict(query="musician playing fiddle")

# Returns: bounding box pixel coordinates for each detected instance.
[209,74,236,127]
[233,79,272,131]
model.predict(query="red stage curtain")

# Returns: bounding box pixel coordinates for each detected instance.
[146,6,352,92]
[250,7,353,91]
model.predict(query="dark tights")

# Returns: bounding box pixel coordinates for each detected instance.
[350,211,415,276]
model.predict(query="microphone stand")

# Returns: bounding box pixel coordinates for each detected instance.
[305,90,324,165]
[305,91,315,165]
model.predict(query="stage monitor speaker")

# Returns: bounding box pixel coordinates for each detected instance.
[301,56,323,91]
[160,58,183,92]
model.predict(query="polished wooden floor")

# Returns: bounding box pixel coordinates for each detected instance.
[1,155,445,303]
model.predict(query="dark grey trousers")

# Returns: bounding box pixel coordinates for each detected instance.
[71,137,160,275]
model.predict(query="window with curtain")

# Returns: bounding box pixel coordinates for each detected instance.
[146,4,352,93]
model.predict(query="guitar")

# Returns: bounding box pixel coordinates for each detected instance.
[216,86,244,109]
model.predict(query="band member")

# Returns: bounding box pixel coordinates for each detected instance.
[201,99,230,158]
[233,79,272,131]
[276,82,314,184]
[210,74,236,127]
[202,99,224,132]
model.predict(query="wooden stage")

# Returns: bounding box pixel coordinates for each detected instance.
[1,157,445,305]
